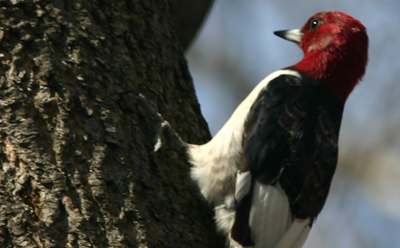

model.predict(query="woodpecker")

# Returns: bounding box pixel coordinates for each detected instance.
[188,11,368,248]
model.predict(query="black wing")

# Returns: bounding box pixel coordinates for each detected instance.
[231,73,344,245]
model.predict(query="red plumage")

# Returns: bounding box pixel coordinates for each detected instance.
[293,11,368,100]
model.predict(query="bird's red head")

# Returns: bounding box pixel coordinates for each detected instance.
[275,12,368,101]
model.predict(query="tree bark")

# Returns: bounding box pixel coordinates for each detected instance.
[0,0,222,247]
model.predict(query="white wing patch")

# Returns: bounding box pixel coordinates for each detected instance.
[274,218,311,248]
[235,171,252,202]
[248,182,292,248]
[238,182,310,248]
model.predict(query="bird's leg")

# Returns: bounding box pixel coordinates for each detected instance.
[153,118,187,153]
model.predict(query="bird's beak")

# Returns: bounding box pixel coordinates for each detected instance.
[274,29,303,44]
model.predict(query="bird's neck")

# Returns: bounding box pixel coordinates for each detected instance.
[292,51,360,102]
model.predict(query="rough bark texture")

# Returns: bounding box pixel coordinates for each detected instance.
[0,0,222,247]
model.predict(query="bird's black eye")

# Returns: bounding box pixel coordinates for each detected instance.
[309,18,321,30]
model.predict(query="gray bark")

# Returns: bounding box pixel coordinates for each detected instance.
[0,0,222,247]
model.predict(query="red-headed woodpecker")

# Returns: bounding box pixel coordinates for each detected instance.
[189,11,368,248]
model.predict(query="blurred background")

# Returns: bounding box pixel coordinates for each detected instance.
[185,0,400,247]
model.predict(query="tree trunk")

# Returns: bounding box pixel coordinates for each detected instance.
[171,0,214,51]
[0,0,222,247]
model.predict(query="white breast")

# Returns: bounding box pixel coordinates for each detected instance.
[188,69,301,205]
